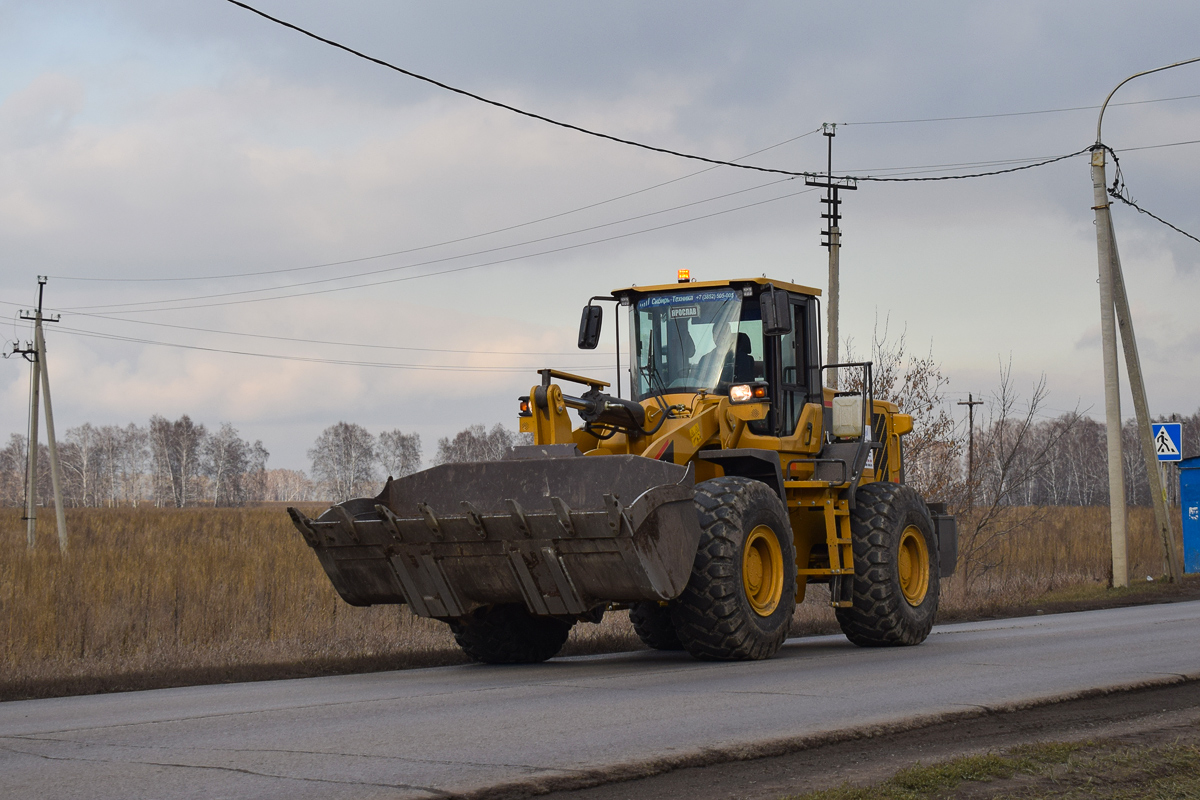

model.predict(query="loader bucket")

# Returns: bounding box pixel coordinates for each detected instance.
[288,451,702,619]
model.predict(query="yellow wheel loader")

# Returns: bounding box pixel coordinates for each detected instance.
[289,276,957,664]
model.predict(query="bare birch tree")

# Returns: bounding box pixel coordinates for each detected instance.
[149,414,207,507]
[308,422,377,502]
[377,429,422,479]
[433,424,523,464]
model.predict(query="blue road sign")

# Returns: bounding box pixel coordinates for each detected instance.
[1152,423,1182,462]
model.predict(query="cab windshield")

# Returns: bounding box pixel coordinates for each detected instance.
[630,289,763,400]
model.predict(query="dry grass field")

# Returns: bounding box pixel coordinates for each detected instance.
[0,504,1184,700]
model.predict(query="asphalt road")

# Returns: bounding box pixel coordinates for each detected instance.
[3,601,1199,800]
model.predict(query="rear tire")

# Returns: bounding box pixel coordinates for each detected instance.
[630,602,684,651]
[450,604,573,664]
[836,482,939,647]
[670,477,796,661]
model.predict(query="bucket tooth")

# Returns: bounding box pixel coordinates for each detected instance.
[417,502,442,539]
[330,504,361,543]
[604,493,630,536]
[460,501,488,539]
[288,507,320,547]
[374,504,404,541]
[506,498,532,537]
[549,496,575,537]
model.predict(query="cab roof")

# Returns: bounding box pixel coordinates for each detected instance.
[611,276,821,298]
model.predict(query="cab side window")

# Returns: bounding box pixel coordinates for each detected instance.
[777,302,807,436]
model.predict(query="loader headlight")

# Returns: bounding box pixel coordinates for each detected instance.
[518,396,532,417]
[730,383,768,403]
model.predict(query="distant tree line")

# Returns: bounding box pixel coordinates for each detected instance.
[0,417,528,507]
[975,410,1200,508]
[0,416,269,508]
[307,421,526,502]
[2,398,1193,510]
[847,325,1199,511]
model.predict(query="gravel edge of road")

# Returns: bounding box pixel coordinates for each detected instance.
[453,671,1200,800]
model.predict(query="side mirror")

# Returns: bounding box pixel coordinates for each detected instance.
[578,304,603,349]
[760,286,793,336]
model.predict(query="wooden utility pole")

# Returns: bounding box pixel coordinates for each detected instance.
[957,393,984,509]
[9,277,67,550]
[805,124,856,388]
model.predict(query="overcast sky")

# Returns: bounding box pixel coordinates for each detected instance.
[1,0,1197,471]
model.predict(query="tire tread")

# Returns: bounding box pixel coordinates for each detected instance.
[670,477,796,661]
[835,482,939,647]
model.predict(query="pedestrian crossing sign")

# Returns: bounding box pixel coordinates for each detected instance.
[1152,423,1182,461]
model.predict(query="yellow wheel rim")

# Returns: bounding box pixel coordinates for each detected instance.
[743,525,784,617]
[897,525,930,607]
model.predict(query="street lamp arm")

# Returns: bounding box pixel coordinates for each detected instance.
[1097,56,1200,143]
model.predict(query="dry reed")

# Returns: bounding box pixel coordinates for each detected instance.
[0,504,1183,700]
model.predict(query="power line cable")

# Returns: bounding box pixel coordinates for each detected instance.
[851,147,1090,182]
[848,154,1059,175]
[224,0,814,178]
[1115,137,1200,153]
[62,312,616,357]
[844,137,1200,178]
[1111,194,1200,245]
[1104,145,1200,246]
[56,186,819,314]
[53,324,607,373]
[842,93,1200,126]
[51,129,821,283]
[60,176,796,311]
[1,296,614,358]
[60,138,1152,314]
[222,1,1193,189]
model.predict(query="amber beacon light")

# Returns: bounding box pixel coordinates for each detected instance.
[677,269,690,283]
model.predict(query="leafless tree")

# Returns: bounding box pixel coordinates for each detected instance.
[433,423,523,464]
[149,414,207,507]
[308,422,378,502]
[265,468,316,502]
[204,423,267,507]
[377,429,422,479]
[0,434,27,507]
[245,440,270,504]
[112,424,150,506]
[844,319,962,502]
[61,423,105,507]
[957,363,1077,590]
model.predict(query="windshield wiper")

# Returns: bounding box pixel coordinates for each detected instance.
[637,340,673,435]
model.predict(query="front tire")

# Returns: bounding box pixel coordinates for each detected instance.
[670,477,796,661]
[449,604,573,664]
[630,602,684,651]
[836,482,940,647]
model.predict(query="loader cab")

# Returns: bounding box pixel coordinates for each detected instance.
[617,279,822,438]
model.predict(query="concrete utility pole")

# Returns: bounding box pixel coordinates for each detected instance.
[10,277,67,550]
[1091,57,1198,585]
[805,124,856,388]
[1091,146,1128,587]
